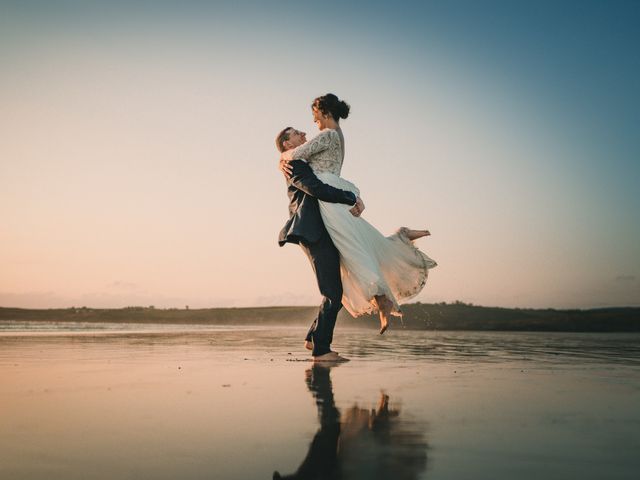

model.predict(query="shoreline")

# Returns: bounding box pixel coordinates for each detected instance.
[1,303,639,332]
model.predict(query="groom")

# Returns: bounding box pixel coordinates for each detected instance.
[276,127,364,361]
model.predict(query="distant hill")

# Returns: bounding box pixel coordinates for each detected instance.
[1,302,639,332]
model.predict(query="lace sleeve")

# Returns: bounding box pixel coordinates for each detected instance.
[281,130,334,161]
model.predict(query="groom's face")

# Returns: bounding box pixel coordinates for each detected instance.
[284,128,306,150]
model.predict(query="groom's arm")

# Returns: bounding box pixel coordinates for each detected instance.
[288,160,357,206]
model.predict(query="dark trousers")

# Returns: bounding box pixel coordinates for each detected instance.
[299,231,343,356]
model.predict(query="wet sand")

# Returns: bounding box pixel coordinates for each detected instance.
[1,325,639,479]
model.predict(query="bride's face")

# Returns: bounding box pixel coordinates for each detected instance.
[312,106,330,129]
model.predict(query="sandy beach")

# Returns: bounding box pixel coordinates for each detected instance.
[1,324,639,479]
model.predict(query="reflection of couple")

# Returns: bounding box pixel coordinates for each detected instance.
[273,364,428,480]
[277,93,437,360]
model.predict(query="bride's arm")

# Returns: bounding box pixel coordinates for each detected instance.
[281,130,334,161]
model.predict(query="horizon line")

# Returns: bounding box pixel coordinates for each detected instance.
[1,302,639,312]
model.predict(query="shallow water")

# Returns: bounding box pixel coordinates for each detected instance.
[1,324,639,479]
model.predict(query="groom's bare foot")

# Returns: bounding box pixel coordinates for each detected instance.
[304,340,313,351]
[313,351,349,362]
[406,228,431,241]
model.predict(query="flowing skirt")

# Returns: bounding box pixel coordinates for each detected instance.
[316,172,438,317]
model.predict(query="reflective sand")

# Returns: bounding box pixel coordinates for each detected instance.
[1,325,639,479]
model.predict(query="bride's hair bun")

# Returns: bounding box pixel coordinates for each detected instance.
[312,93,350,120]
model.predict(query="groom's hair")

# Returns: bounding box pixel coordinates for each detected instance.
[275,127,293,153]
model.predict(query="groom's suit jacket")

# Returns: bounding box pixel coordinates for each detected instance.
[279,160,356,246]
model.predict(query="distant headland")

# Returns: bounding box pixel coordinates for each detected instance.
[1,302,639,332]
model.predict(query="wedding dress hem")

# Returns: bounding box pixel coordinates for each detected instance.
[341,227,438,319]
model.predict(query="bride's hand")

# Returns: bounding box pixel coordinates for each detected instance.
[278,158,293,179]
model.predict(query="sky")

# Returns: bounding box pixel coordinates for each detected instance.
[1,0,639,309]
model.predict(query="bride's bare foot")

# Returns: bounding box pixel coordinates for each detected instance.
[374,295,392,335]
[405,228,431,241]
[379,315,389,335]
[304,340,313,351]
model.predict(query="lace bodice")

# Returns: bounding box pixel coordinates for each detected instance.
[282,129,343,176]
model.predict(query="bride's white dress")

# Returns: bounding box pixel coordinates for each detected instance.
[282,128,437,317]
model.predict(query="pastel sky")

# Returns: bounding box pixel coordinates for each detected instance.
[1,1,639,309]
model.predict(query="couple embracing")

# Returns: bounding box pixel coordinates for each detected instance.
[276,93,437,362]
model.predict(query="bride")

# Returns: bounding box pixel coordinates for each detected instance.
[280,93,437,334]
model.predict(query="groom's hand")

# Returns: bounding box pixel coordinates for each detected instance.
[278,159,293,179]
[349,197,365,217]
